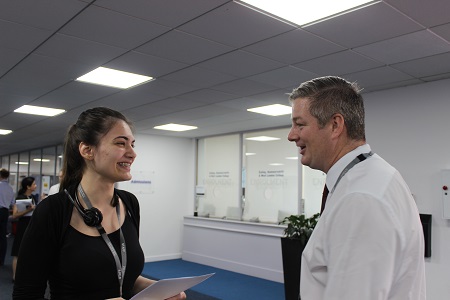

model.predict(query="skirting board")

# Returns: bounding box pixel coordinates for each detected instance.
[182,251,284,283]
[145,253,182,262]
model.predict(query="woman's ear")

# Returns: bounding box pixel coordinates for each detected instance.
[79,142,94,160]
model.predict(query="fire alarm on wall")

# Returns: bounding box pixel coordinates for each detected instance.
[441,170,450,219]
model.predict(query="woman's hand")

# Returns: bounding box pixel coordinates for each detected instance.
[166,292,187,300]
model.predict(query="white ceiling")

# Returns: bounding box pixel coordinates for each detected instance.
[1,0,450,156]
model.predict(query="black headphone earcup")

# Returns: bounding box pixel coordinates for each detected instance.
[83,207,103,227]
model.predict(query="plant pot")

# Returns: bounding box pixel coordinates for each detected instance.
[281,237,306,300]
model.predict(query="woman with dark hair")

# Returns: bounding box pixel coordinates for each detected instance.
[11,176,37,282]
[13,107,186,300]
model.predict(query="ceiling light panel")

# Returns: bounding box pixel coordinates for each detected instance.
[14,105,66,117]
[0,129,12,135]
[76,67,153,89]
[245,136,280,142]
[237,0,378,26]
[154,123,198,132]
[247,104,291,116]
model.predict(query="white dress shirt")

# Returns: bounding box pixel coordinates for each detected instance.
[48,183,60,196]
[300,144,426,299]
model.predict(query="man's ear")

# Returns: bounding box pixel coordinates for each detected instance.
[330,113,345,136]
[79,142,94,160]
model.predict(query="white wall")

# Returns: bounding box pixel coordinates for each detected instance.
[117,133,196,261]
[364,78,450,299]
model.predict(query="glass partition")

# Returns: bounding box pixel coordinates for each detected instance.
[9,154,19,194]
[301,165,325,217]
[243,128,299,223]
[41,147,57,196]
[196,134,241,219]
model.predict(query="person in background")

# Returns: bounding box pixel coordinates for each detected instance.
[11,176,37,282]
[287,76,426,299]
[48,170,63,196]
[13,107,186,300]
[0,168,15,266]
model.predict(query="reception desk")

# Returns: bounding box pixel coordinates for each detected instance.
[182,216,285,282]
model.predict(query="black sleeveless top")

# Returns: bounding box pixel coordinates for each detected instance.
[50,213,144,299]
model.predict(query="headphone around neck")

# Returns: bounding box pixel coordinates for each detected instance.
[64,189,103,227]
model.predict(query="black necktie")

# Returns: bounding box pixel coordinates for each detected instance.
[320,185,329,214]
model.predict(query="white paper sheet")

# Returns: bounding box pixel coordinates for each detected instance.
[15,199,33,217]
[130,273,215,300]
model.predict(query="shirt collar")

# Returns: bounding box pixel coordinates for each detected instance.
[325,143,371,192]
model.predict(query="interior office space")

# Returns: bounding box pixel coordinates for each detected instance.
[1,1,450,299]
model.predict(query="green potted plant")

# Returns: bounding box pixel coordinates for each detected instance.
[279,213,320,300]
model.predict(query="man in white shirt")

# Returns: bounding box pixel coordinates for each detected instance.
[0,168,15,266]
[287,76,426,299]
[48,170,63,196]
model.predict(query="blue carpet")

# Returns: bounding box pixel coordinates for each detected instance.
[142,259,285,300]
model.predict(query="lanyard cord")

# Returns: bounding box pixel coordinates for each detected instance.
[330,152,374,194]
[77,184,127,297]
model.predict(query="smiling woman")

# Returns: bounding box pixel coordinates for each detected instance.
[13,107,186,300]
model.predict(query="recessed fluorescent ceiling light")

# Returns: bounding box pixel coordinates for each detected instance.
[237,0,377,26]
[76,67,153,89]
[285,157,298,160]
[15,162,29,165]
[269,163,284,166]
[14,105,65,117]
[247,104,291,116]
[154,123,198,132]
[246,153,256,156]
[0,129,12,135]
[33,159,50,162]
[246,136,280,142]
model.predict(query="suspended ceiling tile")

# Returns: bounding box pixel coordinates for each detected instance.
[392,52,450,78]
[36,33,128,65]
[161,66,236,88]
[31,81,119,109]
[248,66,318,89]
[385,0,450,27]
[0,93,33,117]
[243,29,344,64]
[421,72,450,82]
[304,2,423,48]
[246,89,293,105]
[60,5,170,49]
[211,78,279,97]
[92,0,230,28]
[0,19,52,52]
[362,78,424,93]
[344,66,414,89]
[197,50,284,77]
[104,51,188,78]
[0,112,47,129]
[134,79,198,98]
[430,23,450,42]
[0,0,86,30]
[294,50,384,76]
[91,89,166,111]
[123,103,178,121]
[177,89,239,104]
[165,104,239,122]
[354,30,450,65]
[0,54,92,98]
[178,1,295,48]
[136,30,234,64]
[0,46,28,77]
[151,97,206,110]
